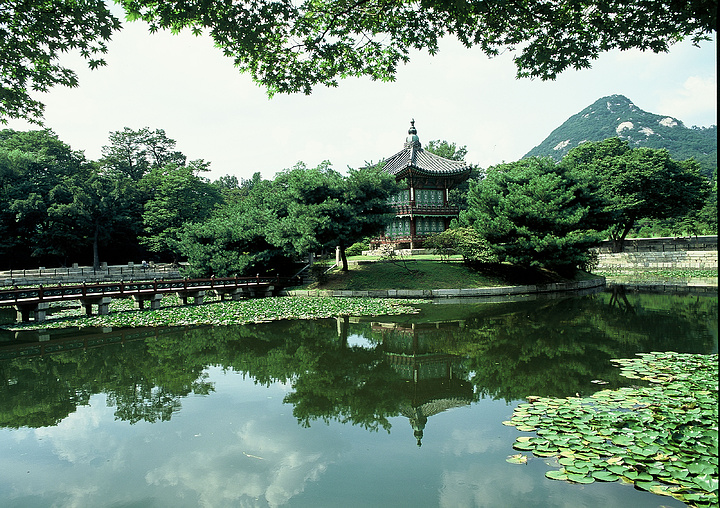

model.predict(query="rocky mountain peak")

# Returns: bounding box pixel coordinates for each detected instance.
[523,95,715,174]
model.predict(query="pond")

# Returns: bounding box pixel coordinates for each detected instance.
[0,286,716,507]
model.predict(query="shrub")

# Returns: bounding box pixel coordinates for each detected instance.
[345,241,367,257]
[425,227,497,265]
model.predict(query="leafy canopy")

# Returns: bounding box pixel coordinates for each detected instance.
[178,161,397,277]
[561,138,711,247]
[462,157,606,272]
[2,0,716,124]
[0,0,121,123]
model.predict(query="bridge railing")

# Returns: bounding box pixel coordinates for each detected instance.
[0,275,303,306]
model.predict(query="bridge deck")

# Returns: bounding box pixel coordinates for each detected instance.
[0,276,299,306]
[0,275,301,322]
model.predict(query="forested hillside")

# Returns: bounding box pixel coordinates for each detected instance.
[524,95,717,177]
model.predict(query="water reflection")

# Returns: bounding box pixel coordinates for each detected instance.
[1,288,715,432]
[0,288,715,507]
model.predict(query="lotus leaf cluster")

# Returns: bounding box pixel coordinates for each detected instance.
[505,352,718,507]
[5,295,423,331]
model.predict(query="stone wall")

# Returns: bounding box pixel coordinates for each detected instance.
[0,263,182,286]
[591,236,718,272]
[594,235,717,253]
[284,277,607,299]
[596,250,717,272]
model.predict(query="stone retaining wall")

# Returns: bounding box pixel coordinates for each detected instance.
[596,250,717,272]
[0,264,182,286]
[594,235,717,253]
[282,277,606,299]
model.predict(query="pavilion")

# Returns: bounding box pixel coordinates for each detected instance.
[374,120,472,249]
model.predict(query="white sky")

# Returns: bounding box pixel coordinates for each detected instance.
[4,18,716,182]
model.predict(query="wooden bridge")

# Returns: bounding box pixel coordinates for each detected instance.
[0,275,302,323]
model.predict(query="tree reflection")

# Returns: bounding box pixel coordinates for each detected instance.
[0,289,715,435]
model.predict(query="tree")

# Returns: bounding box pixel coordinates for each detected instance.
[139,160,222,261]
[561,138,711,251]
[0,0,121,124]
[462,157,606,273]
[0,128,88,267]
[334,165,399,270]
[3,1,715,124]
[212,171,264,205]
[424,140,468,161]
[101,127,187,181]
[179,162,397,276]
[49,167,143,269]
[177,192,289,278]
[424,227,497,265]
[266,161,397,271]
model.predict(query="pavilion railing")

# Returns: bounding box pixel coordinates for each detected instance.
[392,204,459,216]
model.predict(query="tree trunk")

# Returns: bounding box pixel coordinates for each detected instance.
[339,243,349,271]
[93,222,100,270]
[611,222,634,253]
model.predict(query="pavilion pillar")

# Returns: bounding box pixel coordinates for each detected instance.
[410,217,416,249]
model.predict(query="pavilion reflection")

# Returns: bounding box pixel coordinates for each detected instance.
[364,319,476,446]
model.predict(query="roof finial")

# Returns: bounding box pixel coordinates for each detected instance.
[405,118,420,148]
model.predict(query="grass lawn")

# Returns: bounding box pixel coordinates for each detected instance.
[307,259,597,291]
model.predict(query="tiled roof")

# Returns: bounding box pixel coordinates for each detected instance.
[381,120,472,177]
[382,145,471,177]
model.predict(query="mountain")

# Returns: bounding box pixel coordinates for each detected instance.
[523,94,717,176]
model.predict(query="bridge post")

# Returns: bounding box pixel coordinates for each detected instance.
[176,290,205,305]
[80,297,113,316]
[15,303,50,323]
[133,294,162,310]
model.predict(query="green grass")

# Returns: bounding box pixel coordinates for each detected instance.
[309,259,596,291]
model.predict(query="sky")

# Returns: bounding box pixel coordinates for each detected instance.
[4,17,717,182]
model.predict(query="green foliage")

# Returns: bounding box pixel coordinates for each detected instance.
[101,127,187,181]
[180,161,397,276]
[3,3,715,123]
[177,210,286,278]
[211,171,263,205]
[115,0,717,91]
[463,157,605,272]
[139,160,222,260]
[424,140,468,161]
[344,240,368,257]
[178,176,291,277]
[424,227,497,265]
[49,166,144,269]
[562,138,711,247]
[0,0,121,124]
[0,129,97,266]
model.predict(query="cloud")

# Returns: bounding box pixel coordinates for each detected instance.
[144,416,344,507]
[658,75,718,126]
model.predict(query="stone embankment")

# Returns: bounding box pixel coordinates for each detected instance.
[284,277,606,299]
[597,251,717,272]
[593,235,717,273]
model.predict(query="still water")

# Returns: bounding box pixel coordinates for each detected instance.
[0,287,716,507]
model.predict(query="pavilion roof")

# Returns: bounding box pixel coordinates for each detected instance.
[381,120,472,178]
